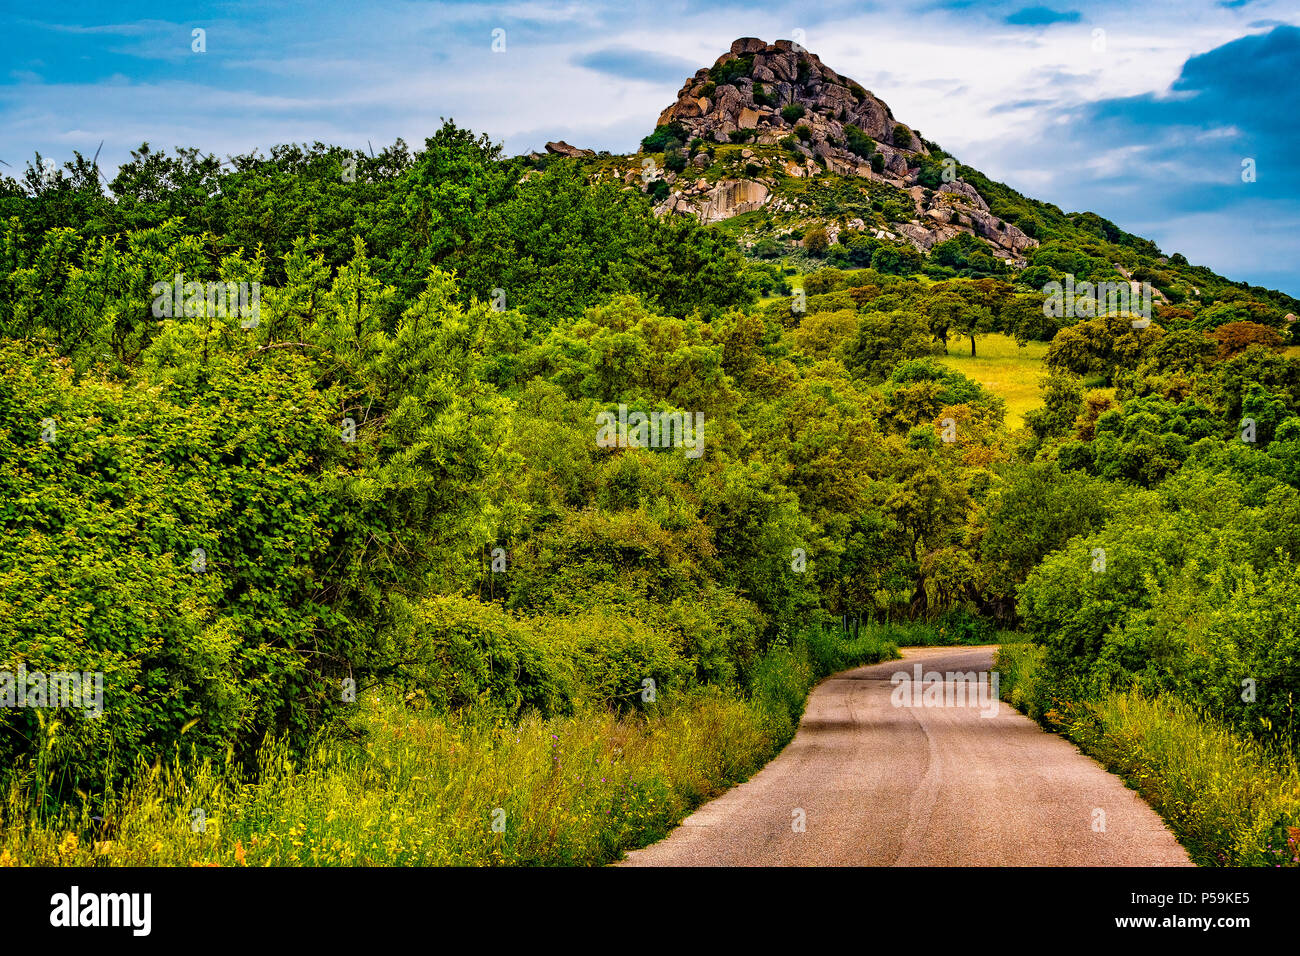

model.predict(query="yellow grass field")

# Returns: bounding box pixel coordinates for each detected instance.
[937,333,1049,429]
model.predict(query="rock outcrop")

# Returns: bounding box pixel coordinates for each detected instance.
[696,179,771,225]
[545,140,594,158]
[638,38,1039,263]
[651,38,917,170]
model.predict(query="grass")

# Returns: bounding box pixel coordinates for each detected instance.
[936,332,1048,429]
[0,628,897,867]
[1078,692,1300,866]
[994,642,1300,866]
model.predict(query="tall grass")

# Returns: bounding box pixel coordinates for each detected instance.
[935,332,1048,429]
[995,643,1300,866]
[0,627,896,866]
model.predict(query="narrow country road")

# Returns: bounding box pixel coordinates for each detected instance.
[620,646,1191,866]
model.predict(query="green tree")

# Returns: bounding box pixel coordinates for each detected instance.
[840,309,936,383]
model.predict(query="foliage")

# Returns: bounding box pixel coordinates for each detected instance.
[0,627,897,866]
[709,55,754,86]
[804,224,829,256]
[843,125,875,160]
[641,122,690,153]
[459,162,753,320]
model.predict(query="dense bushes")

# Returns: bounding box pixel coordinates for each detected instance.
[398,596,570,715]
[929,233,1006,277]
[396,595,706,716]
[2,625,897,866]
[1018,463,1300,747]
[0,341,347,786]
[0,257,518,789]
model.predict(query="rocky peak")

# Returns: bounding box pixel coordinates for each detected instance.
[630,37,1038,266]
[651,37,922,179]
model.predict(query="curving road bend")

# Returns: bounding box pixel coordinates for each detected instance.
[620,645,1191,866]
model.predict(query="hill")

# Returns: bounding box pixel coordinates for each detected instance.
[525,37,1299,327]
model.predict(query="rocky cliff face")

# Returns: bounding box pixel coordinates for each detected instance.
[654,37,918,179]
[640,37,1038,264]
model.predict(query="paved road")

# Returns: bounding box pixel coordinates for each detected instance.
[620,646,1190,866]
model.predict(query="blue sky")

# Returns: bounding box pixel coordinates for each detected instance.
[2,0,1297,294]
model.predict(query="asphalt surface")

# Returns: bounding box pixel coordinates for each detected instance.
[620,645,1191,866]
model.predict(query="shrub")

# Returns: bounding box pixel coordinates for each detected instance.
[843,125,875,159]
[892,123,914,148]
[870,243,923,276]
[781,103,806,123]
[994,641,1048,718]
[916,157,946,190]
[709,54,753,86]
[794,124,812,142]
[1208,321,1284,359]
[641,122,689,153]
[402,596,571,715]
[665,152,688,174]
[800,267,846,296]
[535,610,691,710]
[803,225,829,256]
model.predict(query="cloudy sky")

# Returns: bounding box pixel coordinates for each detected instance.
[2,0,1297,294]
